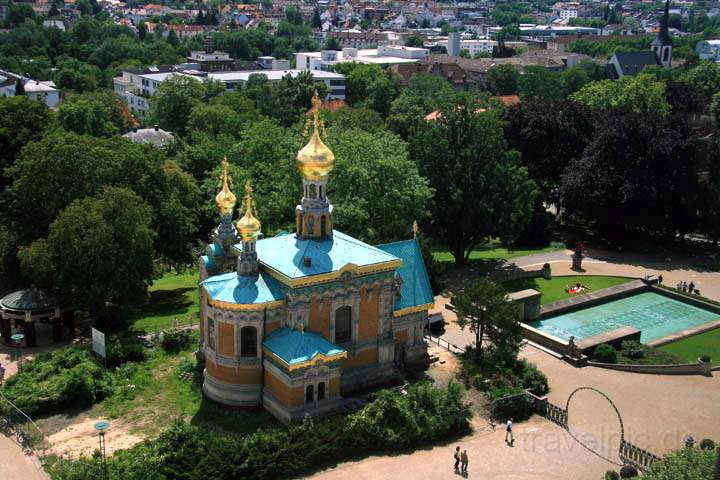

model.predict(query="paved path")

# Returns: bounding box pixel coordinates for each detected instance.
[0,434,46,480]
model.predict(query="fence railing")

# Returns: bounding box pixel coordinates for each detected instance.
[0,390,49,457]
[620,439,661,471]
[424,334,465,354]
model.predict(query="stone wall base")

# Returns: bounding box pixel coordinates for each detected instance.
[202,370,262,406]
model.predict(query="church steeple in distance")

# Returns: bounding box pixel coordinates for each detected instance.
[295,92,335,240]
[652,0,673,68]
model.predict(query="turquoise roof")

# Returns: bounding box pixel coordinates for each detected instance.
[377,239,434,312]
[263,327,346,367]
[202,271,285,305]
[250,230,400,280]
[201,255,216,269]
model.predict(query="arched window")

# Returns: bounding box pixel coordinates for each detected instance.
[317,381,326,401]
[320,215,327,236]
[241,326,257,357]
[307,216,315,235]
[207,317,215,350]
[309,184,317,199]
[335,306,352,343]
[305,384,314,404]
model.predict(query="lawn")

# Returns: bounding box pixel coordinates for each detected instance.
[501,275,635,304]
[659,328,720,366]
[431,241,565,263]
[129,269,199,332]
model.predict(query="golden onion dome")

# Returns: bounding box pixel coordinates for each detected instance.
[236,182,261,242]
[297,92,335,181]
[215,157,236,215]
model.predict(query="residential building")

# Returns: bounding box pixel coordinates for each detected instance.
[207,70,346,100]
[123,126,176,148]
[326,29,407,49]
[696,40,720,61]
[487,25,601,39]
[0,70,61,108]
[296,46,429,71]
[559,9,579,20]
[438,38,497,57]
[188,35,235,72]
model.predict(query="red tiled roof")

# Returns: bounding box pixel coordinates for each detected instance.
[490,95,520,107]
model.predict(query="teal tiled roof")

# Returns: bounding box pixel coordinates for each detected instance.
[377,239,434,313]
[251,230,400,280]
[202,271,285,305]
[263,327,346,368]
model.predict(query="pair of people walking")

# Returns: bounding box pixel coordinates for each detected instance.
[453,446,468,473]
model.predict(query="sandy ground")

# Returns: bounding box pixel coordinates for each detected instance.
[46,417,145,459]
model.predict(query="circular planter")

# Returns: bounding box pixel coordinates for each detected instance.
[698,357,712,376]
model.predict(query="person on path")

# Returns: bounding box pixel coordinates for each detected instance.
[0,362,4,385]
[453,446,461,471]
[460,449,469,473]
[505,418,514,444]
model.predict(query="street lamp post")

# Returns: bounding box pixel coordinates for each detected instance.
[94,421,109,480]
[10,334,25,372]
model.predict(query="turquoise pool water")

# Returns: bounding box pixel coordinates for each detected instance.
[529,292,720,343]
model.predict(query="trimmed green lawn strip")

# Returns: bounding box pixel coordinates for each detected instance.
[659,328,720,366]
[501,275,635,305]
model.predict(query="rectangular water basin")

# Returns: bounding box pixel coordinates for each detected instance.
[528,291,720,344]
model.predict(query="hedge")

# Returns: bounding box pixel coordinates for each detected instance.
[48,382,472,480]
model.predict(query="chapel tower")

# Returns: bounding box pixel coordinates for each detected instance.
[652,0,672,68]
[236,182,261,275]
[296,93,334,240]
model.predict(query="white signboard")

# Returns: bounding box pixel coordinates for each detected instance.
[92,328,106,359]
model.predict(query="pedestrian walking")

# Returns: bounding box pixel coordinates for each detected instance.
[689,282,695,294]
[0,362,5,385]
[658,274,663,284]
[453,446,461,471]
[460,449,469,473]
[505,418,514,444]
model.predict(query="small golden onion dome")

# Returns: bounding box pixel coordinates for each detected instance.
[297,93,335,181]
[236,182,261,242]
[215,157,236,215]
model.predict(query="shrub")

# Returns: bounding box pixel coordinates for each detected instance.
[594,344,618,363]
[619,465,639,478]
[45,382,472,480]
[0,346,114,415]
[699,354,711,363]
[161,329,192,353]
[642,446,717,480]
[620,340,644,359]
[699,438,715,450]
[106,337,146,368]
[604,471,620,480]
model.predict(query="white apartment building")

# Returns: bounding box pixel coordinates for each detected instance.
[439,38,497,56]
[296,46,429,71]
[559,9,579,20]
[113,66,346,119]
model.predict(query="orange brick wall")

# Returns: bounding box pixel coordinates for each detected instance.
[345,347,378,368]
[218,322,235,356]
[359,285,380,340]
[330,377,340,398]
[264,369,306,407]
[309,295,331,340]
[206,358,262,384]
[394,329,409,345]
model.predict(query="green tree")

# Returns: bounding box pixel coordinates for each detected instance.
[334,63,400,115]
[151,75,205,135]
[311,7,322,28]
[518,66,566,101]
[327,128,432,243]
[405,34,424,47]
[571,73,670,116]
[5,132,199,267]
[187,103,244,137]
[453,278,521,358]
[410,96,537,265]
[0,96,55,181]
[680,60,720,102]
[14,78,25,95]
[19,187,155,316]
[485,65,520,95]
[323,37,341,50]
[642,446,716,480]
[58,93,126,137]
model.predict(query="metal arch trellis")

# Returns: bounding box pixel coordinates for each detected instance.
[563,386,626,468]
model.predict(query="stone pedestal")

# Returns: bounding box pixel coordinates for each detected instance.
[571,253,584,271]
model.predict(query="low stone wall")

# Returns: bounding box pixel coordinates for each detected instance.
[520,322,571,357]
[491,263,551,283]
[587,360,711,376]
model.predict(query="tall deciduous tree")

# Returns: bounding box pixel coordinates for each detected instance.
[151,75,205,135]
[19,187,156,315]
[410,96,537,265]
[58,91,129,137]
[454,278,521,358]
[485,65,520,95]
[0,96,55,181]
[570,73,670,116]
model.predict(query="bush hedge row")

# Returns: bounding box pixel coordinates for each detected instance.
[49,382,472,480]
